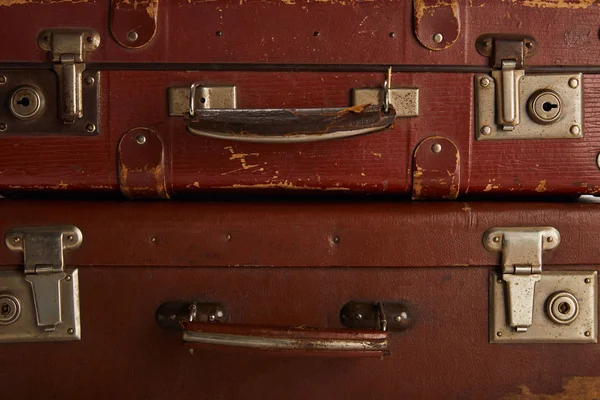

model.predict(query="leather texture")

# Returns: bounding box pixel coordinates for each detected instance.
[0,200,599,398]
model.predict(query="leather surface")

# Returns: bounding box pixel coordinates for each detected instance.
[0,266,598,399]
[1,1,600,65]
[2,72,600,197]
[1,200,600,267]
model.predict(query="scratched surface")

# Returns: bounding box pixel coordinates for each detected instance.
[2,71,600,197]
[0,0,600,65]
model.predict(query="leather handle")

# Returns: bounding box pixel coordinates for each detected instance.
[182,322,390,358]
[184,104,396,143]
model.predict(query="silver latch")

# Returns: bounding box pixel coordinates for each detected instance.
[494,59,524,131]
[37,28,100,124]
[483,227,560,332]
[4,226,82,333]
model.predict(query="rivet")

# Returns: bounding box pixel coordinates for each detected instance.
[480,125,492,136]
[226,234,232,241]
[13,236,20,243]
[85,123,96,133]
[585,331,591,337]
[394,315,402,322]
[67,235,74,241]
[0,122,7,132]
[496,331,502,337]
[585,278,591,284]
[354,313,363,320]
[497,279,503,284]
[492,236,500,243]
[332,236,340,244]
[65,275,71,281]
[189,348,194,355]
[389,32,396,38]
[84,76,95,85]
[127,30,139,42]
[136,135,147,145]
[216,31,223,37]
[150,236,157,243]
[569,78,580,89]
[313,31,320,37]
[431,143,442,153]
[547,236,554,243]
[433,33,443,43]
[208,315,216,322]
[525,41,534,49]
[86,36,94,44]
[67,328,74,335]
[480,77,491,88]
[0,76,6,84]
[570,125,581,136]
[169,314,176,320]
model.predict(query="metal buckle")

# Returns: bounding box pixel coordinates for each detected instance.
[5,226,82,332]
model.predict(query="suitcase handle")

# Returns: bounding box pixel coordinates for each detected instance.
[181,321,390,358]
[184,104,396,143]
[157,301,414,358]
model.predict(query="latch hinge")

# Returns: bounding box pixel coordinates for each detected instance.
[483,227,560,332]
[476,35,535,131]
[37,28,100,124]
[5,226,82,332]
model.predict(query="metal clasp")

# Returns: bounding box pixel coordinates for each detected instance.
[37,28,100,124]
[483,227,560,332]
[5,226,82,332]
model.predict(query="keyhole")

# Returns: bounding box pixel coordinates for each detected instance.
[1,303,10,315]
[558,302,571,315]
[542,102,558,112]
[16,97,30,107]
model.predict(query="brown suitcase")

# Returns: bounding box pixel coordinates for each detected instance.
[0,200,599,398]
[1,1,600,199]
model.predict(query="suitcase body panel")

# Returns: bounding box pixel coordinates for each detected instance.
[2,0,600,66]
[1,71,600,197]
[0,200,599,399]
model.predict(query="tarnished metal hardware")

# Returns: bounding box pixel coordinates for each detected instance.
[168,85,237,116]
[490,271,597,343]
[0,70,100,135]
[483,227,560,332]
[475,34,582,140]
[9,85,46,121]
[340,301,414,332]
[169,78,398,143]
[475,73,582,140]
[37,28,100,124]
[156,301,229,330]
[527,89,562,125]
[546,291,579,325]
[4,226,82,337]
[352,88,419,118]
[0,269,80,342]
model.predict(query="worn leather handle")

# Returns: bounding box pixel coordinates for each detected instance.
[182,321,389,358]
[184,104,396,143]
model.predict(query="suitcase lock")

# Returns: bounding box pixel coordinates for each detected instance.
[484,227,597,343]
[0,226,82,342]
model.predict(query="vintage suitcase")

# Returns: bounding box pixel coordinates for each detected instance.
[1,1,600,199]
[0,200,600,399]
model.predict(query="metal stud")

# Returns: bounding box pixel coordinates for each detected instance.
[85,123,96,133]
[433,33,443,43]
[136,135,147,145]
[570,125,581,136]
[492,236,500,243]
[67,328,74,335]
[568,78,580,89]
[585,331,591,337]
[480,125,492,136]
[0,75,6,84]
[127,30,139,42]
[431,143,442,153]
[480,77,491,88]
[84,76,95,86]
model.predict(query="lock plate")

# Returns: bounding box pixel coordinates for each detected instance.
[490,271,597,343]
[0,269,80,342]
[475,73,582,140]
[0,70,100,135]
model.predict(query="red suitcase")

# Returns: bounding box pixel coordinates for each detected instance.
[0,200,599,398]
[1,1,600,199]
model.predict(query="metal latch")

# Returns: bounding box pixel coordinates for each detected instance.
[475,34,583,140]
[484,227,597,343]
[37,28,100,124]
[1,226,82,341]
